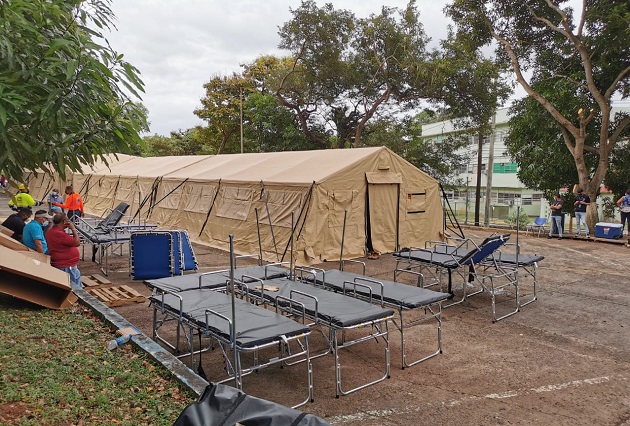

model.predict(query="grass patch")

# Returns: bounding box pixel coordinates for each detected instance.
[0,294,195,425]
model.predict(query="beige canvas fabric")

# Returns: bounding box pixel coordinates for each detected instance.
[29,147,444,265]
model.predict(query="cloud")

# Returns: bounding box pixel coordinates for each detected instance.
[106,0,450,136]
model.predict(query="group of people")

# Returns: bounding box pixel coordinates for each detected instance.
[547,188,630,240]
[2,184,85,289]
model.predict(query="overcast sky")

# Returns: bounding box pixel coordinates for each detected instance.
[105,1,451,136]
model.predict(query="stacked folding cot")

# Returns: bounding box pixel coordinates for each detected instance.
[394,234,520,322]
[130,230,198,279]
[146,263,316,408]
[299,265,450,369]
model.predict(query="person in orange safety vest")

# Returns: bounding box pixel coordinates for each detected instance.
[54,185,84,220]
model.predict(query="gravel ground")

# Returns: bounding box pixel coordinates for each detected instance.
[3,193,630,425]
[87,228,630,426]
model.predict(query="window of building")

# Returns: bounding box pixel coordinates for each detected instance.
[493,162,518,173]
[497,193,520,204]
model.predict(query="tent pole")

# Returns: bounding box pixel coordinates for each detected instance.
[290,211,294,279]
[255,208,263,265]
[229,234,239,389]
[199,179,221,237]
[260,180,279,261]
[339,210,347,271]
[280,181,315,262]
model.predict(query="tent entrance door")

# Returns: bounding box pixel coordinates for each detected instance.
[366,173,400,253]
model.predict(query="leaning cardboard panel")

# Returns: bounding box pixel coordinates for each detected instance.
[0,246,77,309]
[0,232,50,264]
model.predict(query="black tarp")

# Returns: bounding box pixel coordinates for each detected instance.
[173,383,330,426]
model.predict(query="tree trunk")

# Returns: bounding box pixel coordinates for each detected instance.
[586,201,599,233]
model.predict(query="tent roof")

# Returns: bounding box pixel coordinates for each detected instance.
[80,147,438,185]
[93,155,212,178]
[77,153,136,174]
[162,147,385,184]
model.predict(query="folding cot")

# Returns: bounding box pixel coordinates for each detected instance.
[146,264,289,353]
[393,238,481,300]
[394,234,519,321]
[235,276,394,398]
[144,264,289,293]
[486,250,544,309]
[300,267,450,369]
[74,202,158,275]
[150,287,314,408]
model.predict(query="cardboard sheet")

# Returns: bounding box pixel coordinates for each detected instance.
[0,245,76,309]
[0,231,29,251]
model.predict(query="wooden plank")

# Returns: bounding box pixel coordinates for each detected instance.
[81,277,101,288]
[86,285,146,307]
[592,237,626,245]
[91,274,112,285]
[120,285,143,297]
[88,288,114,302]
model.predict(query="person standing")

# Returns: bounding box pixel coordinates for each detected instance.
[548,193,564,240]
[7,183,42,210]
[1,207,32,241]
[54,185,84,220]
[22,210,53,253]
[574,188,590,237]
[616,189,630,236]
[47,188,64,210]
[45,213,82,289]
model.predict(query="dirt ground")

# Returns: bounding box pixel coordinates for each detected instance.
[71,227,630,426]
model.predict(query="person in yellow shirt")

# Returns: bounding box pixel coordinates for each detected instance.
[7,184,42,211]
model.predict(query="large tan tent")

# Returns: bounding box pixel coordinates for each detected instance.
[31,147,444,265]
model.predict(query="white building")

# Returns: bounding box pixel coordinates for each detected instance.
[421,106,627,224]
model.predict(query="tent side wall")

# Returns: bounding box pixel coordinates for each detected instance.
[299,147,443,264]
[36,148,443,267]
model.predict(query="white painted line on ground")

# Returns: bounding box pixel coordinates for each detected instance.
[328,375,624,424]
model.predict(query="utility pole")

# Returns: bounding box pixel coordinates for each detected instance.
[474,133,483,226]
[465,176,470,225]
[484,112,496,226]
[240,87,244,154]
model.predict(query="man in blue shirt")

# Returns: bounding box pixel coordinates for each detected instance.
[22,210,53,254]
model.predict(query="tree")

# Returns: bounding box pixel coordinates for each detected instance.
[446,0,630,226]
[0,0,147,180]
[429,29,511,225]
[362,115,469,185]
[194,73,252,154]
[244,93,312,152]
[277,0,434,147]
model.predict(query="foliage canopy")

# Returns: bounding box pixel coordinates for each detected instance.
[447,0,630,217]
[0,0,147,180]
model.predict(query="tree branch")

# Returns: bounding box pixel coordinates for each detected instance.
[487,22,579,138]
[605,64,630,100]
[577,0,587,38]
[542,0,610,112]
[608,115,630,145]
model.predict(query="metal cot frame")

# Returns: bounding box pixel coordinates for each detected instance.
[299,264,450,369]
[145,264,290,354]
[394,238,480,305]
[236,276,393,398]
[395,235,522,322]
[150,287,314,408]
